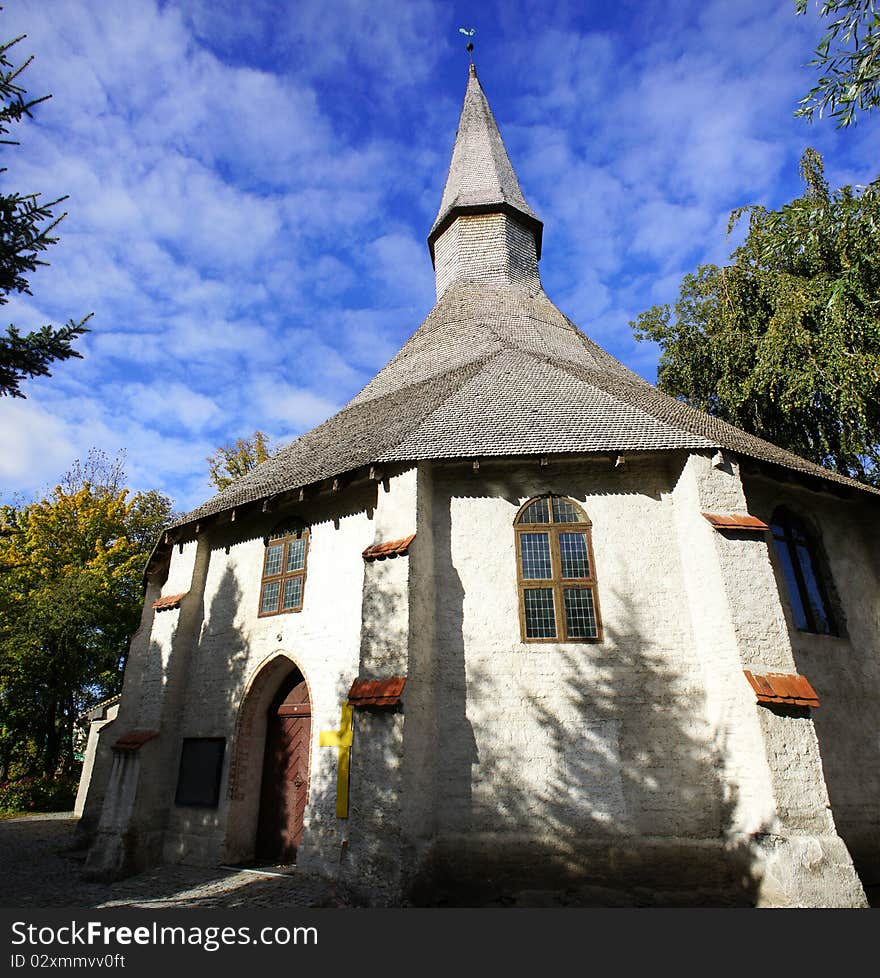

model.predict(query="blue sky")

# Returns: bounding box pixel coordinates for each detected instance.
[0,0,876,513]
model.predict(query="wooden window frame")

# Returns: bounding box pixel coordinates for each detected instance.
[258,523,310,618]
[770,508,839,637]
[514,495,603,643]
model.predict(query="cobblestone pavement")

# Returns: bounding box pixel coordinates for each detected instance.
[3,813,876,909]
[0,814,352,909]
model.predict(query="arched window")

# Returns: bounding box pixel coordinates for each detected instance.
[770,507,838,636]
[514,495,602,642]
[259,520,310,617]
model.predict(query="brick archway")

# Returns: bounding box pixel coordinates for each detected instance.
[222,653,312,865]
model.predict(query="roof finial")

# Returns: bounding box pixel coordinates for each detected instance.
[458,26,475,65]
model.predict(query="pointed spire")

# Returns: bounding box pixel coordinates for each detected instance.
[428,64,543,261]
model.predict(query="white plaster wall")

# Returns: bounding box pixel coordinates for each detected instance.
[744,474,880,877]
[78,570,163,858]
[162,490,372,864]
[670,454,779,837]
[358,466,417,677]
[163,541,200,596]
[397,462,440,870]
[405,454,865,905]
[159,470,419,872]
[92,449,874,903]
[670,455,863,906]
[74,703,119,817]
[129,541,200,732]
[338,467,417,895]
[427,456,724,848]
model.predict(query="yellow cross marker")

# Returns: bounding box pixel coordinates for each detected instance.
[319,703,354,818]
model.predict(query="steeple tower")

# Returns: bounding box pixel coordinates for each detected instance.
[428,64,544,298]
[176,61,877,530]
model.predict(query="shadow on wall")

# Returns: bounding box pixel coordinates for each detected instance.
[75,557,356,902]
[170,562,307,870]
[159,563,257,867]
[408,483,762,908]
[220,605,356,872]
[744,480,880,887]
[312,552,413,905]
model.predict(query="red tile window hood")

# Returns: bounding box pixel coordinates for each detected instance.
[112,730,159,752]
[152,592,187,611]
[703,513,769,532]
[348,677,407,708]
[743,670,820,708]
[362,534,416,561]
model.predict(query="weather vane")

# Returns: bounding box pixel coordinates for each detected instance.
[459,26,475,62]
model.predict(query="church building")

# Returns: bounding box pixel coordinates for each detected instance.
[79,64,880,908]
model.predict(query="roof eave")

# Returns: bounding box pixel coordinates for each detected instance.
[162,445,879,545]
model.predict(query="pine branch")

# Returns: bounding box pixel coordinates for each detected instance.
[0,315,92,398]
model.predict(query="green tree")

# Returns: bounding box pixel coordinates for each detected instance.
[795,0,880,127]
[0,452,173,780]
[0,31,90,398]
[631,148,880,485]
[207,430,273,490]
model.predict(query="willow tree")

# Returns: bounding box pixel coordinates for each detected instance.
[795,0,880,127]
[631,149,880,485]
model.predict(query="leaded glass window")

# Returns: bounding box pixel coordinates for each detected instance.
[552,497,583,523]
[264,544,283,577]
[260,580,281,614]
[523,588,557,638]
[281,576,303,611]
[515,495,602,642]
[286,537,306,572]
[519,498,552,524]
[259,521,309,617]
[564,588,597,638]
[559,532,590,578]
[520,533,552,579]
[770,508,838,636]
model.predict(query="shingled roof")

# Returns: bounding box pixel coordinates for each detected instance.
[428,63,543,260]
[174,67,878,531]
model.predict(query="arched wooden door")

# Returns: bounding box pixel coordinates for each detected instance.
[255,671,311,864]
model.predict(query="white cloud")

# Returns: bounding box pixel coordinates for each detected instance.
[631,200,715,266]
[0,401,78,488]
[255,383,341,430]
[115,382,223,433]
[366,231,435,301]
[0,0,872,508]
